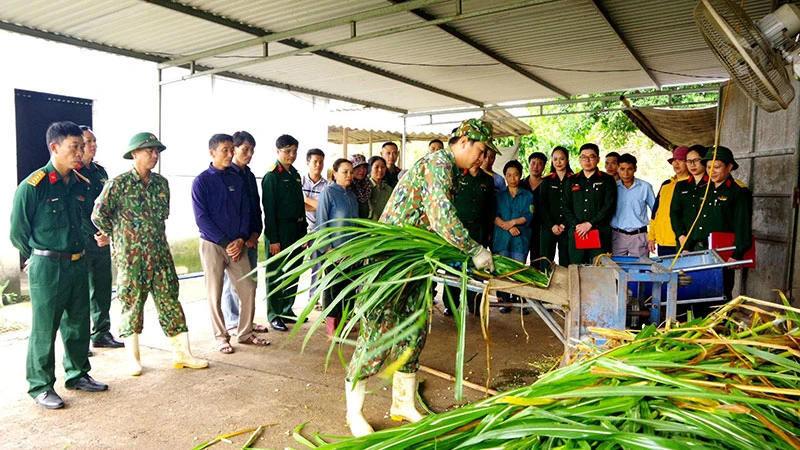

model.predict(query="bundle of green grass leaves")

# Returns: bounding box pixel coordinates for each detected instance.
[269,220,550,399]
[291,295,800,449]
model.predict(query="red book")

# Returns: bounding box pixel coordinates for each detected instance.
[709,232,756,268]
[574,229,601,250]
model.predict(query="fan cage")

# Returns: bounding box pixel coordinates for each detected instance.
[694,0,794,112]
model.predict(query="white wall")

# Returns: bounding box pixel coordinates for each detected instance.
[0,30,329,292]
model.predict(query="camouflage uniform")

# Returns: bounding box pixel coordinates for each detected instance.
[92,169,188,338]
[348,142,485,380]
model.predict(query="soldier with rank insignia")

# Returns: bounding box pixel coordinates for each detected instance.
[563,143,617,264]
[77,126,124,352]
[692,146,752,315]
[670,145,710,252]
[11,121,109,410]
[92,132,208,376]
[262,134,307,332]
[540,146,573,267]
[343,119,498,437]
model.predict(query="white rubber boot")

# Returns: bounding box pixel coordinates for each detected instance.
[168,332,209,370]
[124,334,142,376]
[390,371,424,423]
[345,380,374,437]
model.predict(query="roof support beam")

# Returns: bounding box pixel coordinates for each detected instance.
[403,84,720,117]
[0,21,407,114]
[154,0,548,106]
[388,0,571,99]
[142,0,482,107]
[588,0,661,89]
[157,0,449,69]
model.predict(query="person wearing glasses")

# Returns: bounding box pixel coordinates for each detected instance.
[670,144,709,254]
[563,143,617,264]
[262,134,307,331]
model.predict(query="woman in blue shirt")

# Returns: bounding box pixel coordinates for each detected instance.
[315,158,359,337]
[493,160,534,312]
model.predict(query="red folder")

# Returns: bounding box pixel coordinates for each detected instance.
[709,232,756,268]
[574,229,601,250]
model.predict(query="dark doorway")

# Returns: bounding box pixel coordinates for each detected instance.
[15,89,93,184]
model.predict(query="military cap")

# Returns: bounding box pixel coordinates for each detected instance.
[452,118,501,155]
[701,146,738,170]
[124,132,166,160]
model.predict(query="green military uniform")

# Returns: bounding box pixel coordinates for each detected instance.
[262,160,307,322]
[444,168,496,312]
[669,174,710,248]
[563,171,617,264]
[686,176,752,258]
[92,169,188,337]
[10,162,92,398]
[540,172,571,267]
[348,133,491,381]
[77,161,114,343]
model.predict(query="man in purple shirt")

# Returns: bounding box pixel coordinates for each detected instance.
[192,134,269,354]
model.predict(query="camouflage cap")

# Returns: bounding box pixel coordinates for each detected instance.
[452,118,501,155]
[124,132,166,160]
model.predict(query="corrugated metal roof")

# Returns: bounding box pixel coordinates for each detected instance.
[329,108,531,143]
[0,0,775,113]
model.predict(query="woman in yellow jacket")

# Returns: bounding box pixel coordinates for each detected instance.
[647,146,689,256]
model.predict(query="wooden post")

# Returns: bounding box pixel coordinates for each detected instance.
[342,127,349,158]
[368,130,373,156]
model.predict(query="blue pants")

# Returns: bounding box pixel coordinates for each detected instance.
[221,247,258,330]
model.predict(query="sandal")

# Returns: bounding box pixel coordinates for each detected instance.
[238,335,270,346]
[217,341,235,354]
[252,323,269,333]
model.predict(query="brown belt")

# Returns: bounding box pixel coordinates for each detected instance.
[32,249,85,261]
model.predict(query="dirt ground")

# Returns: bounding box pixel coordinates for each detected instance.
[0,275,563,449]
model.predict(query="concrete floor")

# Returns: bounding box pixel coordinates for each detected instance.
[0,274,563,449]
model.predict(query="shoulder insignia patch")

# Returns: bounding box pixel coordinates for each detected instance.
[734,178,747,188]
[268,164,277,172]
[27,170,46,186]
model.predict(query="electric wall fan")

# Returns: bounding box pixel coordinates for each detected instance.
[695,0,800,112]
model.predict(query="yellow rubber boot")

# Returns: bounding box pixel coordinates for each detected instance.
[168,332,209,369]
[124,334,142,376]
[390,371,424,423]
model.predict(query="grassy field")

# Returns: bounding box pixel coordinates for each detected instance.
[169,237,267,274]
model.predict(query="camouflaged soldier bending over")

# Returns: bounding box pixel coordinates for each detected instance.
[344,119,498,437]
[11,121,109,410]
[92,132,208,376]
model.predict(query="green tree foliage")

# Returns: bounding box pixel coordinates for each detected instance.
[498,85,718,168]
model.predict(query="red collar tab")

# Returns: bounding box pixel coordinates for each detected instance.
[277,165,284,173]
[48,172,58,184]
[725,178,732,187]
[76,163,83,170]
